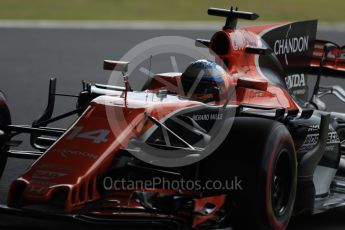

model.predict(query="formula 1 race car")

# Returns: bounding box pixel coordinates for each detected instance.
[1,6,345,230]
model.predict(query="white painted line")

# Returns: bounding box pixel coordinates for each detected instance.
[0,20,344,31]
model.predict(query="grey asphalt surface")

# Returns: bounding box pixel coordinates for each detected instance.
[0,27,344,229]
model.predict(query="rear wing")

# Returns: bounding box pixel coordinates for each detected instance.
[308,40,345,110]
[309,39,345,78]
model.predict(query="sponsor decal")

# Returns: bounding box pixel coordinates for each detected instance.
[192,113,223,121]
[26,181,56,195]
[32,170,67,180]
[66,126,110,144]
[274,36,309,55]
[38,163,73,172]
[52,148,98,160]
[231,31,246,51]
[307,125,319,132]
[242,30,257,47]
[325,145,336,152]
[271,24,312,65]
[285,73,307,96]
[231,30,257,51]
[285,74,306,90]
[328,131,341,144]
[299,130,341,152]
[30,180,57,186]
[27,185,48,195]
[292,89,307,96]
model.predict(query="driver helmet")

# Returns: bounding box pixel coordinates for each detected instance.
[181,59,228,102]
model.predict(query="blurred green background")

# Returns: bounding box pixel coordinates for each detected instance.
[0,0,343,22]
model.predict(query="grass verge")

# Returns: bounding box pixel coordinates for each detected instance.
[0,0,344,22]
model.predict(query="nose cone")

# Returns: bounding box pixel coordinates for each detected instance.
[7,102,144,211]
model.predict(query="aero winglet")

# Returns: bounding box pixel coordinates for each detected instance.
[208,7,259,29]
[103,60,129,72]
[208,8,259,20]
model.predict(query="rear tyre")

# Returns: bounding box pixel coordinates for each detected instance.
[0,91,11,179]
[200,117,297,230]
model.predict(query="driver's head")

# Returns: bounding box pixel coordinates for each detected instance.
[181,60,227,102]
